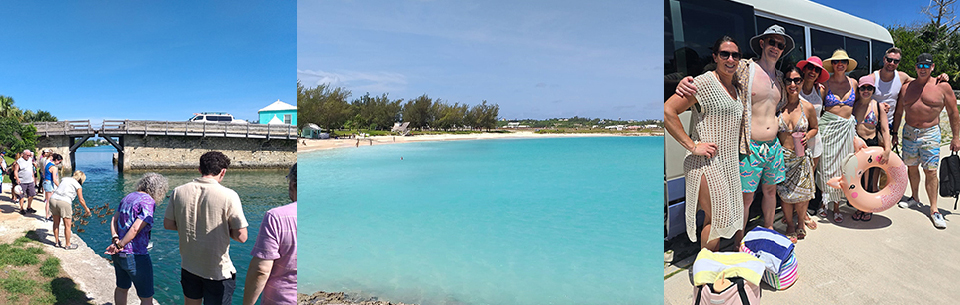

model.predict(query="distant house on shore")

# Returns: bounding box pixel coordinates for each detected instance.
[258,100,297,125]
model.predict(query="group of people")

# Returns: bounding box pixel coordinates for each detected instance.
[6,150,297,304]
[665,25,959,251]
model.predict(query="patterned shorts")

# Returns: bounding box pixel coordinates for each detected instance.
[902,124,940,171]
[739,139,786,192]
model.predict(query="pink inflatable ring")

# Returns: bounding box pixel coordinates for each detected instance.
[827,146,908,213]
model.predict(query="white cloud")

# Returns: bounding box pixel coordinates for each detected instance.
[297,69,408,93]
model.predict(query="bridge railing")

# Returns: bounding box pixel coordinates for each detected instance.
[32,120,296,139]
[101,120,297,139]
[32,120,95,136]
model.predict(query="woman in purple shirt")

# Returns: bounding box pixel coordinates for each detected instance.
[105,172,168,305]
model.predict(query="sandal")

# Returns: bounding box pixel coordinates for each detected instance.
[55,241,62,249]
[834,212,844,223]
[797,227,806,240]
[861,212,873,222]
[786,232,798,244]
[65,244,78,250]
[817,207,828,218]
[803,218,818,230]
[852,211,863,221]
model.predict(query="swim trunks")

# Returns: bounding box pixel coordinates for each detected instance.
[902,124,941,170]
[740,139,786,192]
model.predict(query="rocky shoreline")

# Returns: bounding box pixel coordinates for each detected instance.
[298,291,419,305]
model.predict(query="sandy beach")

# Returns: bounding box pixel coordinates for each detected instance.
[298,130,658,153]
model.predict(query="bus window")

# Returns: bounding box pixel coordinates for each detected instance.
[844,37,870,78]
[871,40,894,73]
[756,16,805,75]
[664,0,754,99]
[811,28,844,63]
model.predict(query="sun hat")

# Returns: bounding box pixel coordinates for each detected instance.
[750,25,795,57]
[796,56,830,83]
[822,50,858,73]
[858,75,876,88]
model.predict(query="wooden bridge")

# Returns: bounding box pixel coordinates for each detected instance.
[30,120,297,172]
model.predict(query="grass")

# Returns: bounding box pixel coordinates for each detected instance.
[0,232,91,305]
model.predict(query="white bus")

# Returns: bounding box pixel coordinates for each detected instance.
[664,0,895,241]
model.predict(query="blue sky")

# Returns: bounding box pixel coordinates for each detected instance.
[298,0,655,120]
[0,1,295,123]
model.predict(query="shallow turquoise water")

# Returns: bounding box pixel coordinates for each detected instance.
[67,146,289,304]
[298,137,663,305]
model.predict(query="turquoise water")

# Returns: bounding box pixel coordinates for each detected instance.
[67,146,289,304]
[298,137,663,305]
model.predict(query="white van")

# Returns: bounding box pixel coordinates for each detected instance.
[188,112,248,124]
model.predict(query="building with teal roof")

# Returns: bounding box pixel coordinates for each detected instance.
[258,100,296,125]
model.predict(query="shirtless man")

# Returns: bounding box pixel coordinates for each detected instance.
[873,47,947,136]
[893,53,960,229]
[677,25,792,244]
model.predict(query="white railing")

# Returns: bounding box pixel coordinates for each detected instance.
[32,120,296,139]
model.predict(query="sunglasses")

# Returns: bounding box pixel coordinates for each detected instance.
[859,85,875,91]
[884,57,901,64]
[832,59,849,65]
[766,39,786,50]
[917,63,932,69]
[785,77,803,84]
[717,51,741,60]
[802,63,822,72]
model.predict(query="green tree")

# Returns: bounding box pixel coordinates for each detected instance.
[0,95,18,119]
[402,94,434,130]
[0,117,38,155]
[297,81,354,131]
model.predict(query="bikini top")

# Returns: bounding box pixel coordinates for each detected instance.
[778,106,808,133]
[823,89,855,107]
[860,108,878,126]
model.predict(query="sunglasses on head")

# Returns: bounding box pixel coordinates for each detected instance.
[765,39,786,50]
[859,85,875,91]
[785,77,803,84]
[884,57,901,64]
[803,63,822,72]
[917,63,932,69]
[832,59,849,65]
[717,51,741,60]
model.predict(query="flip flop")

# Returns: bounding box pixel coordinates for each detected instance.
[797,227,806,240]
[861,213,873,221]
[786,232,798,244]
[803,218,818,230]
[852,211,863,221]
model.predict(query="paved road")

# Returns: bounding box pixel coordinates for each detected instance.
[665,145,960,304]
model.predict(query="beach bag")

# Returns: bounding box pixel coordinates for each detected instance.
[694,276,761,305]
[740,227,797,290]
[939,151,960,209]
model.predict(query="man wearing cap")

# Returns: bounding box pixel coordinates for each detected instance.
[677,25,793,243]
[894,53,960,229]
[12,150,37,214]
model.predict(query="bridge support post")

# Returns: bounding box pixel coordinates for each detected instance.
[102,136,124,173]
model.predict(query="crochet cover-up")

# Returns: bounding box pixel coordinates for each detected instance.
[685,71,744,243]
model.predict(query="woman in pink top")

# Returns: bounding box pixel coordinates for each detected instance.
[243,163,298,305]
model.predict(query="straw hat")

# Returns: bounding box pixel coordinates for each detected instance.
[750,25,795,56]
[822,50,858,73]
[796,56,829,83]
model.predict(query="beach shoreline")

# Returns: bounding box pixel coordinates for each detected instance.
[298,130,661,153]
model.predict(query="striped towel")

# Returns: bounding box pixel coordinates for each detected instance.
[742,227,794,273]
[692,248,765,287]
[741,245,799,290]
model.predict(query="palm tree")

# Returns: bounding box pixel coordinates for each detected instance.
[0,95,16,118]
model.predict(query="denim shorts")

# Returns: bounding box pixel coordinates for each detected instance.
[42,180,55,192]
[113,253,154,298]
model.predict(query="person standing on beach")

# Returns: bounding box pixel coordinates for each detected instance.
[676,25,793,245]
[164,151,248,305]
[105,172,169,305]
[243,163,297,305]
[43,154,63,220]
[50,170,90,249]
[893,53,960,229]
[12,150,37,215]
